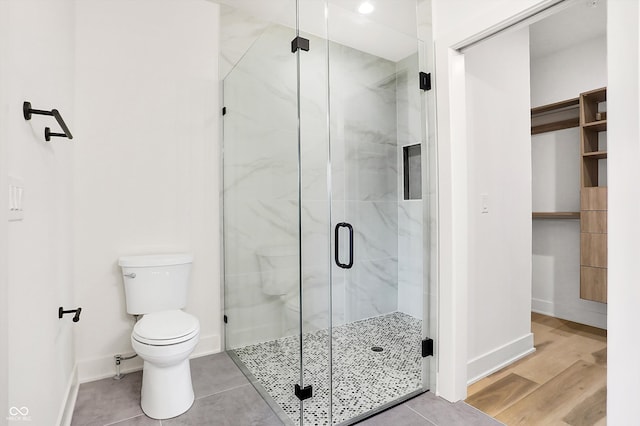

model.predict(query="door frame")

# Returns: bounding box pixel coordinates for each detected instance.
[432,0,574,402]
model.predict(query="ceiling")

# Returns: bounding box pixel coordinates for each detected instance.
[213,0,420,62]
[214,0,607,64]
[530,0,607,59]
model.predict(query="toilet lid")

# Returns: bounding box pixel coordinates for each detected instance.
[133,310,199,345]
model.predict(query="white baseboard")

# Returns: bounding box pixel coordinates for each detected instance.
[77,333,221,383]
[193,332,221,358]
[531,298,607,330]
[531,298,554,315]
[56,365,79,426]
[467,333,535,385]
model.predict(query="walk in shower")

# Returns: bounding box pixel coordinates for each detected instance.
[221,1,436,424]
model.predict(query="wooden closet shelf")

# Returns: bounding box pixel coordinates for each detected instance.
[532,118,579,135]
[531,98,579,115]
[582,120,607,132]
[581,87,607,102]
[582,151,607,160]
[532,212,581,219]
[531,98,580,135]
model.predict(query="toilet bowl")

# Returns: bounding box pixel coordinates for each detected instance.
[118,254,199,420]
[132,310,200,419]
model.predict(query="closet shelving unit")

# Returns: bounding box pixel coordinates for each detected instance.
[530,87,608,304]
[579,87,607,304]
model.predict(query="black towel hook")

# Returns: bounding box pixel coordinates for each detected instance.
[23,101,73,141]
[58,306,82,322]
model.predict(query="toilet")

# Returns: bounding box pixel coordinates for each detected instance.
[118,253,200,420]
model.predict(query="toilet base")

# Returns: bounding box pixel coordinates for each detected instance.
[140,358,194,419]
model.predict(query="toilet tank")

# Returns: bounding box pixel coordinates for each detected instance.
[118,253,193,315]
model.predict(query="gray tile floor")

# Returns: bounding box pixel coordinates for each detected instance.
[71,352,503,426]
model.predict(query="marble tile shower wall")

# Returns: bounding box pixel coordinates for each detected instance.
[328,42,399,323]
[219,5,272,79]
[224,24,300,348]
[224,16,410,348]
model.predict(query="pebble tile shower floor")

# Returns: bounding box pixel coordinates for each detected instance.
[232,312,423,425]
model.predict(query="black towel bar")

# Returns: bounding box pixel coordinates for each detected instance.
[23,101,73,141]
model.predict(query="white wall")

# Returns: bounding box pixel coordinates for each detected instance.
[1,1,77,424]
[0,2,9,422]
[530,35,607,329]
[607,0,640,423]
[432,0,505,39]
[464,27,534,384]
[73,0,221,381]
[531,36,607,107]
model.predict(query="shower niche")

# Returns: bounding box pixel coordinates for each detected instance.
[404,144,423,200]
[221,1,435,424]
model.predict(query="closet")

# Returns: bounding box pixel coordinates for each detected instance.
[531,88,607,305]
[528,0,607,328]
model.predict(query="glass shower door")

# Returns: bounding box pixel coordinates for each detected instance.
[326,0,430,423]
[222,2,307,424]
[293,0,432,422]
[296,1,332,424]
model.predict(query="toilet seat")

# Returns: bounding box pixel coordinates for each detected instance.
[133,310,200,346]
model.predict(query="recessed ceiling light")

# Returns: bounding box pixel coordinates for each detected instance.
[358,1,374,14]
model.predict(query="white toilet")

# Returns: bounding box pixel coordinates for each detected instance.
[118,253,200,420]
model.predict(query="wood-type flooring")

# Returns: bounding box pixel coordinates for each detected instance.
[466,312,607,426]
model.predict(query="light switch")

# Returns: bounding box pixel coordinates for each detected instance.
[8,176,24,221]
[480,193,489,214]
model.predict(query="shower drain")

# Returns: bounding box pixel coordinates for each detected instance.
[371,346,383,352]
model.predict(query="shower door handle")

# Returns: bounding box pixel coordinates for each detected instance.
[335,222,354,269]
